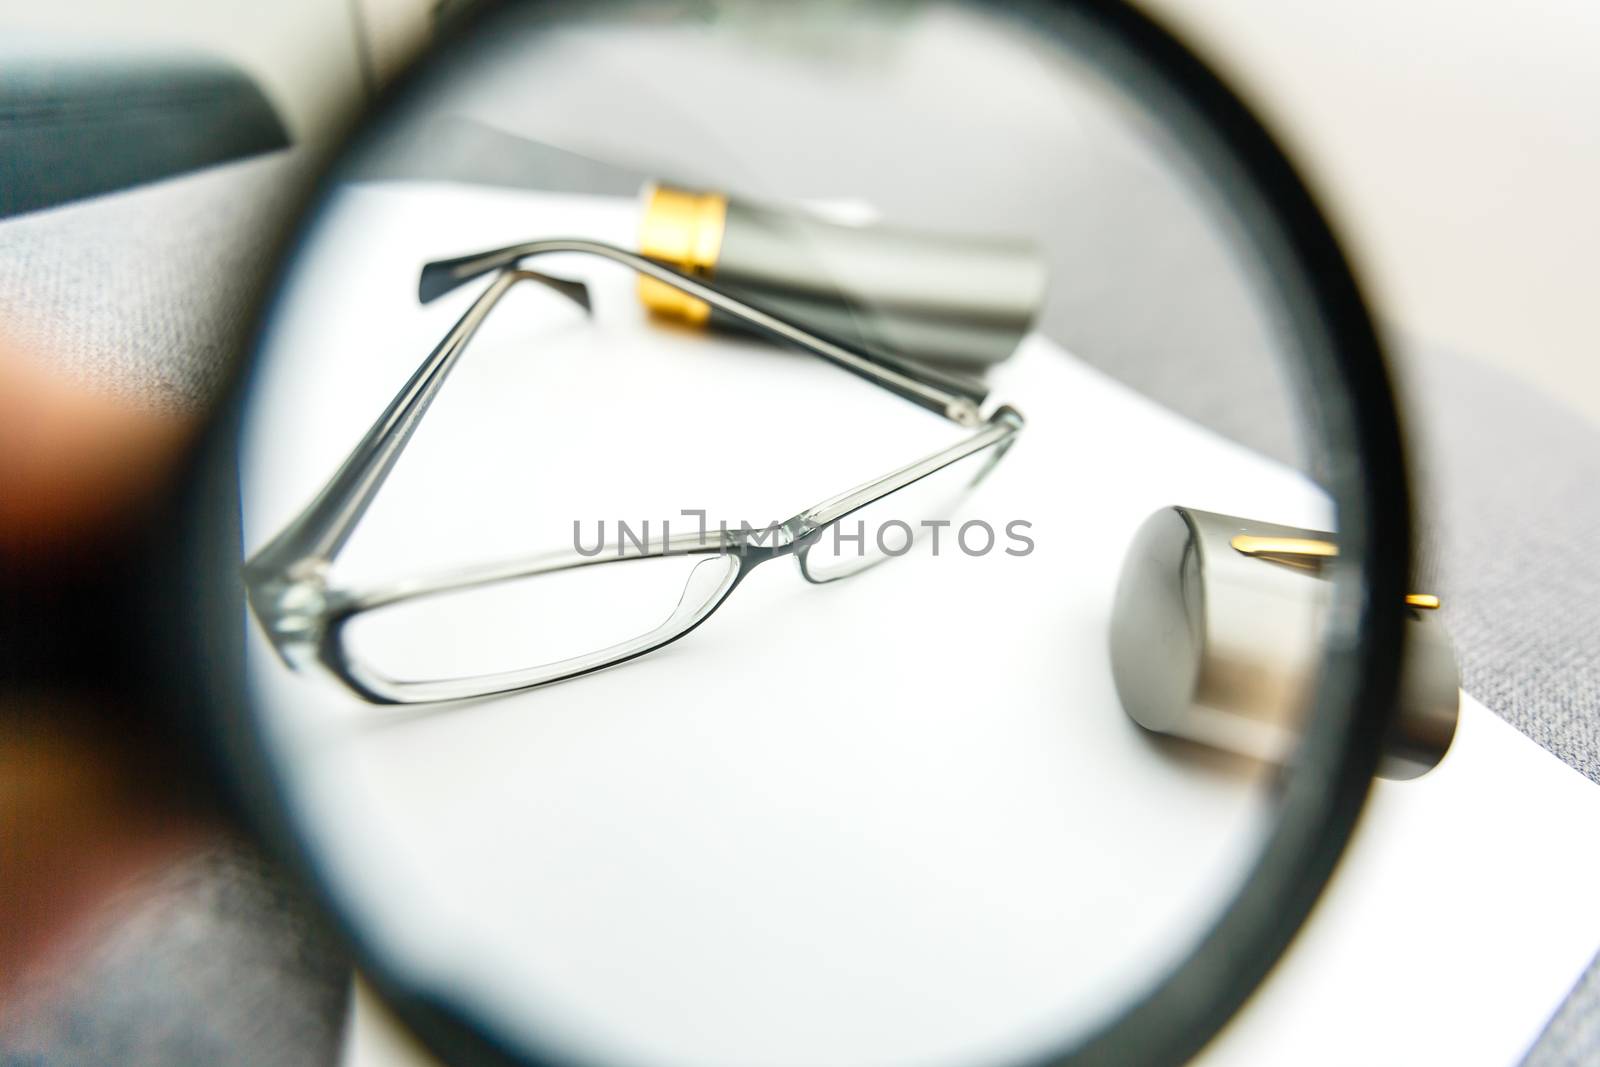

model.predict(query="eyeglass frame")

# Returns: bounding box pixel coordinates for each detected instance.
[242,238,1025,704]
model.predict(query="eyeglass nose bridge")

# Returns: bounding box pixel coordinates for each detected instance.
[705,514,833,583]
[719,515,818,563]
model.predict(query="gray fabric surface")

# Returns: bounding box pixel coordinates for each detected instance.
[1527,947,1600,1067]
[1404,346,1600,784]
[3,58,1598,1064]
[0,150,312,410]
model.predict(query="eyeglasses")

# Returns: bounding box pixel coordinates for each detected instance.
[244,238,1025,704]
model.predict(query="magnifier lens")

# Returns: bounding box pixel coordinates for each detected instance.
[213,3,1405,1065]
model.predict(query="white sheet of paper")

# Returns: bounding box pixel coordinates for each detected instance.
[1200,693,1600,1066]
[341,695,1600,1067]
[233,183,1600,1067]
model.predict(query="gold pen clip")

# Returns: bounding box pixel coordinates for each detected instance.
[1229,534,1439,609]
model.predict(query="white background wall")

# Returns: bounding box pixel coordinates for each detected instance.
[3,0,1596,424]
[1141,0,1600,424]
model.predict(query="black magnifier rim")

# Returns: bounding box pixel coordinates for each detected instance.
[166,1,1411,1065]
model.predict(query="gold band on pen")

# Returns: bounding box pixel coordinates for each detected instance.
[637,184,728,325]
[1229,534,1440,609]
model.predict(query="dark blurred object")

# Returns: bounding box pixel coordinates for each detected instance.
[0,836,349,1067]
[0,39,288,219]
[0,346,350,1067]
[0,116,342,1058]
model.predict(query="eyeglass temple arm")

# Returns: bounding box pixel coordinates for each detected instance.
[419,238,988,422]
[246,238,985,589]
[244,268,588,584]
[795,406,1024,531]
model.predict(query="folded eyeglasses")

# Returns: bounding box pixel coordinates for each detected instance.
[244,239,1024,704]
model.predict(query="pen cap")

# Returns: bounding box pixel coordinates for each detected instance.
[637,182,1046,368]
[1108,506,1459,780]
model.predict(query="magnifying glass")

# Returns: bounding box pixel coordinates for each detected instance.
[173,2,1424,1063]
